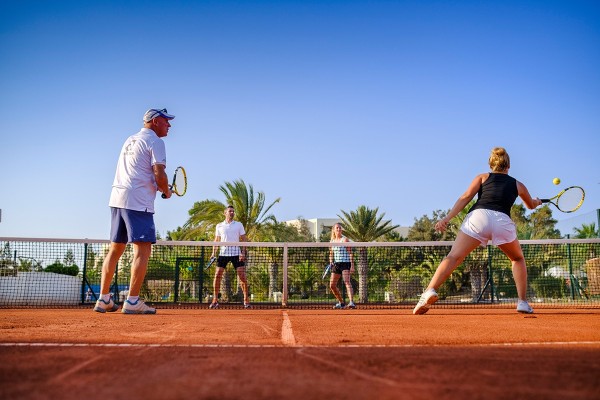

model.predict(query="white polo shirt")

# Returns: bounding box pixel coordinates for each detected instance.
[215,220,246,256]
[108,128,166,213]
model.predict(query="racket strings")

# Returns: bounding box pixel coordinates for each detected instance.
[173,168,187,196]
[556,187,584,212]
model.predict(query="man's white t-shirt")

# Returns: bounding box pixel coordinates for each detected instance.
[108,128,166,213]
[215,220,246,256]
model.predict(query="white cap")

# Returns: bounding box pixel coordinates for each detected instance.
[143,108,175,122]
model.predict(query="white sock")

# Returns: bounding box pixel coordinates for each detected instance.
[127,296,139,303]
[101,294,111,302]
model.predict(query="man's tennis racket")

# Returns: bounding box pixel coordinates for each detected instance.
[322,263,333,279]
[162,166,187,198]
[541,186,585,213]
[204,257,217,271]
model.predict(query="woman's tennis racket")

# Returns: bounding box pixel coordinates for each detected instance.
[322,263,333,279]
[541,186,585,213]
[162,166,187,198]
[204,257,217,271]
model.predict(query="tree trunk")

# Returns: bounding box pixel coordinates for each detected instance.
[221,270,232,302]
[358,247,369,303]
[235,274,243,301]
[268,262,278,299]
[469,264,488,302]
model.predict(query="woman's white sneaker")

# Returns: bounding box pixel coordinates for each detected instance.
[413,288,439,315]
[517,300,534,314]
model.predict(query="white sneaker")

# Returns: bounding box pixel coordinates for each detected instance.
[517,300,534,314]
[93,296,118,313]
[413,288,439,315]
[122,299,156,314]
[346,302,356,309]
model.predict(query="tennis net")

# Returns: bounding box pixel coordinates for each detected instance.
[1,237,599,308]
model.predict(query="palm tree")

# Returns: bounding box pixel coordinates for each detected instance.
[174,179,281,240]
[220,179,281,238]
[253,222,293,300]
[176,200,225,240]
[289,261,319,299]
[573,223,599,239]
[338,205,399,303]
[180,179,281,301]
[253,219,314,300]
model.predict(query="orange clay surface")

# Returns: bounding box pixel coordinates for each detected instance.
[1,308,599,400]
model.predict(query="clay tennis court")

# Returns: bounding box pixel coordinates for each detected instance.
[1,307,599,399]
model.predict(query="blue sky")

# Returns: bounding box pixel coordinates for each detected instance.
[1,0,599,240]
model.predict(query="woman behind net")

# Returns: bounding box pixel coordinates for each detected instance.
[329,223,356,309]
[413,147,542,315]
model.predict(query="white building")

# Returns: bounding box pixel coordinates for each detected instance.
[285,218,409,241]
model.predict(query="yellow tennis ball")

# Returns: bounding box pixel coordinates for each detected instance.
[553,177,561,185]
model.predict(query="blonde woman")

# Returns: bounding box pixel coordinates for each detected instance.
[413,147,542,315]
[329,223,356,309]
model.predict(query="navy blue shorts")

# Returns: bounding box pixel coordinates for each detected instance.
[110,207,156,244]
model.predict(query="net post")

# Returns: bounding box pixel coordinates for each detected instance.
[282,244,288,307]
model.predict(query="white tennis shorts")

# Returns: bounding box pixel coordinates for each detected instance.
[460,209,517,246]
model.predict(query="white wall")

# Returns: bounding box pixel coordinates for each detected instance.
[0,272,81,306]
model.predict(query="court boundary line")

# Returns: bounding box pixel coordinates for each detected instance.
[281,310,296,346]
[2,341,599,348]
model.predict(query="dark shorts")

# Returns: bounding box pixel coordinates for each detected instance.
[110,207,156,244]
[217,255,245,269]
[332,262,351,274]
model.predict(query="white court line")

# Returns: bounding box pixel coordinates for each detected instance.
[1,341,599,348]
[281,310,297,346]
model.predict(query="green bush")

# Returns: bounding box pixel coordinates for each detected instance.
[531,276,567,299]
[44,262,79,276]
[494,270,519,299]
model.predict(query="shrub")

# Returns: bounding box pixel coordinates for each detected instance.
[531,276,567,299]
[44,262,79,276]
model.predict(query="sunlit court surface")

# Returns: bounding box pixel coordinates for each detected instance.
[1,308,599,400]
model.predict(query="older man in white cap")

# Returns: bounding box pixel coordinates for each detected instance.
[94,108,175,314]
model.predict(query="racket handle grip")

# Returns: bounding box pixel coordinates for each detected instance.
[161,185,173,199]
[540,199,549,203]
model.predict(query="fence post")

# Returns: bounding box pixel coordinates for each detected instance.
[174,258,181,303]
[81,242,88,304]
[199,247,205,304]
[488,246,495,303]
[282,244,288,307]
[112,263,120,301]
[567,238,575,300]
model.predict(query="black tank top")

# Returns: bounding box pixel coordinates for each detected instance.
[468,173,518,217]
